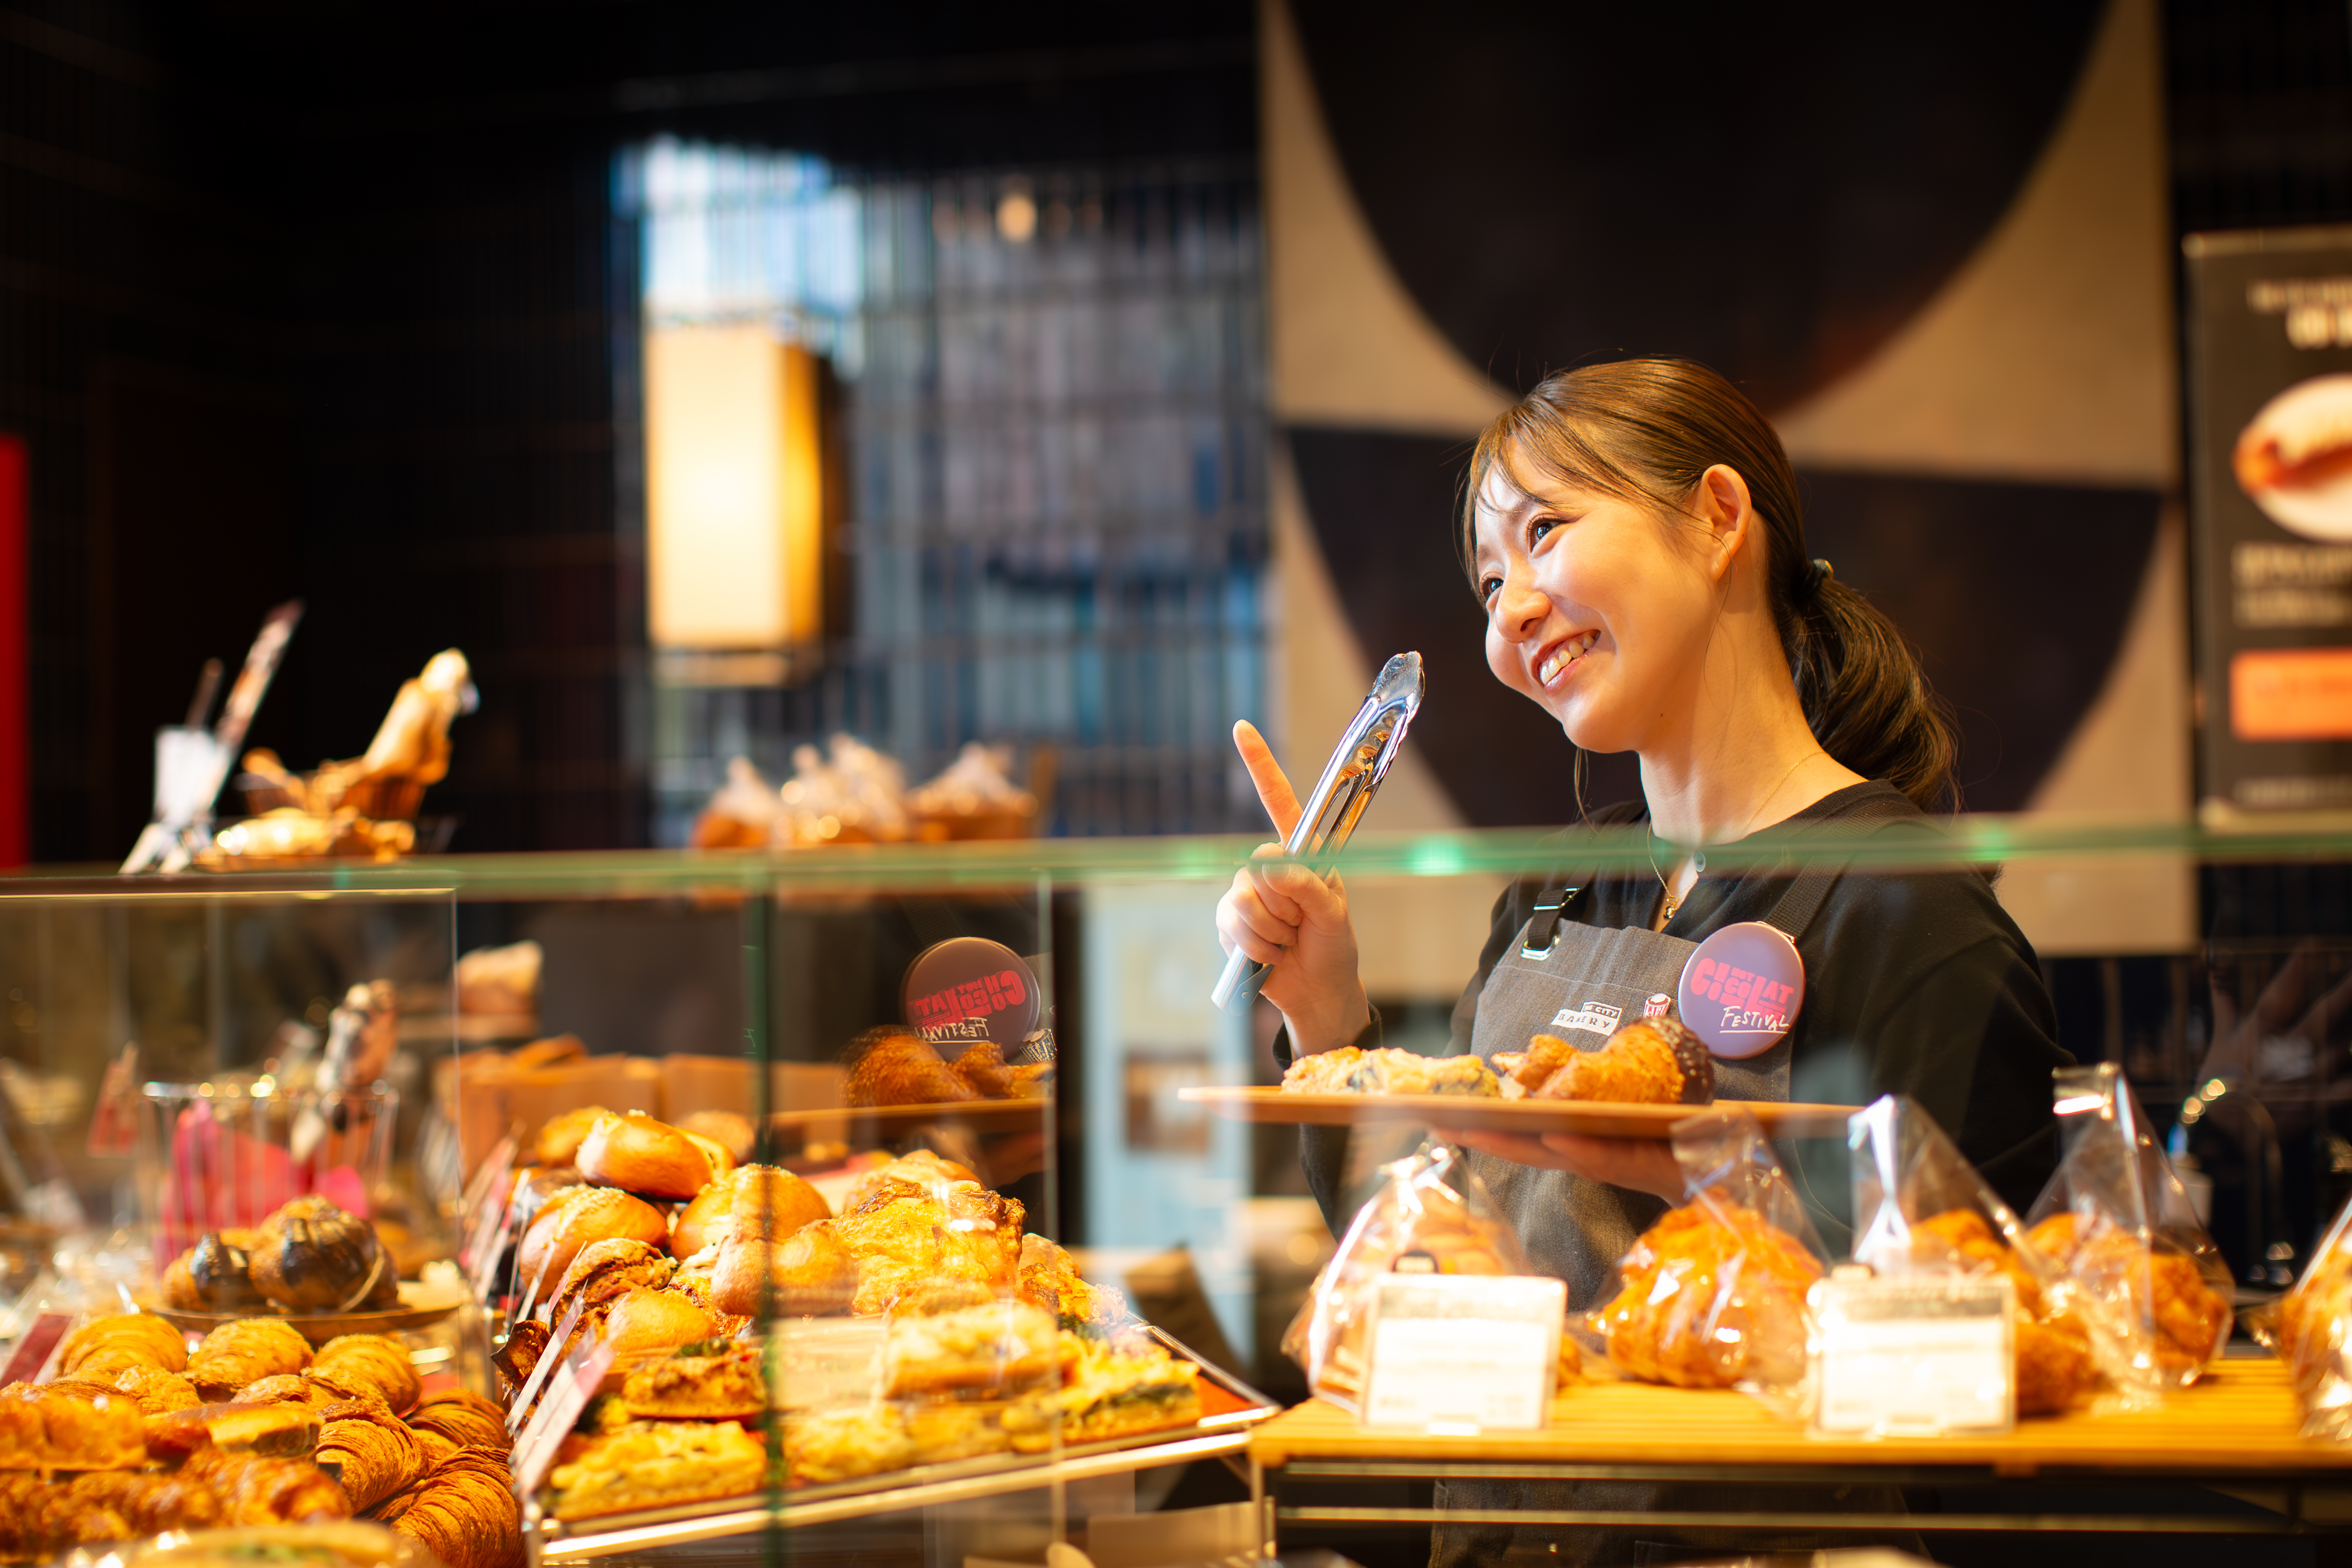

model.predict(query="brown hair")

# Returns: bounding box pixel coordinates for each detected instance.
[1460,357,1959,812]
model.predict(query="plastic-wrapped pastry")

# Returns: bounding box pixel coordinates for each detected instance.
[844,1029,980,1106]
[310,1336,419,1416]
[376,1449,522,1568]
[0,1381,147,1470]
[182,1449,350,1526]
[1501,1017,1715,1105]
[403,1390,506,1454]
[60,1313,187,1379]
[189,1319,314,1402]
[1595,1201,1823,1391]
[248,1198,399,1314]
[315,1401,429,1513]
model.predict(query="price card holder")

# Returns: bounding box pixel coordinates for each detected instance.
[1,1312,72,1386]
[511,1330,616,1498]
[1359,1274,1565,1432]
[1812,1272,2016,1437]
[769,1316,886,1411]
[459,1138,517,1281]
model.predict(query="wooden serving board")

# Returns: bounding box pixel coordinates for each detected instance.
[767,1099,1052,1134]
[138,1279,469,1344]
[1178,1086,1856,1140]
[1250,1356,2352,1474]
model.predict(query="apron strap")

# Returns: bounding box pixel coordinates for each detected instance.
[1519,882,1588,959]
[1760,795,1918,943]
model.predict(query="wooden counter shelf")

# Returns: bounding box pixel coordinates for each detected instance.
[1248,1356,2352,1544]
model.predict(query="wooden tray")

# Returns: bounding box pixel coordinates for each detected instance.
[767,1099,1052,1134]
[138,1279,469,1344]
[1178,1086,1857,1139]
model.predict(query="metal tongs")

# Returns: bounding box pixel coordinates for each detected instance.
[1211,651,1426,1013]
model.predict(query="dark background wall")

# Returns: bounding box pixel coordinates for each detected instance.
[0,0,1255,864]
[7,1,2352,857]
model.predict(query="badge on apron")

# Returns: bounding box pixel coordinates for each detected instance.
[1677,921,1805,1059]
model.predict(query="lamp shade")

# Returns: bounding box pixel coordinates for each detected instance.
[645,323,823,650]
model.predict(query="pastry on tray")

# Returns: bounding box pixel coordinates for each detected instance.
[619,1339,765,1420]
[313,1400,429,1513]
[0,1381,148,1470]
[844,1029,981,1107]
[1016,1234,1129,1334]
[247,1198,400,1314]
[1278,1046,1500,1097]
[832,1180,1024,1315]
[2027,1211,2231,1376]
[545,1419,767,1521]
[1002,1331,1202,1452]
[1915,1208,2098,1416]
[188,1319,313,1402]
[1495,1017,1715,1106]
[882,1301,1059,1397]
[373,1447,523,1568]
[577,1112,732,1202]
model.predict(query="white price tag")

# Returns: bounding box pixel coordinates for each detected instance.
[1813,1274,2015,1437]
[1359,1274,1565,1432]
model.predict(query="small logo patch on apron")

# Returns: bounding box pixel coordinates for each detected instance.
[1548,1000,1623,1037]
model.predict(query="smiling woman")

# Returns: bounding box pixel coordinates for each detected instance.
[1216,354,2075,1568]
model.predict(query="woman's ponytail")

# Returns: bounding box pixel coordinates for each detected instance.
[1461,358,1962,812]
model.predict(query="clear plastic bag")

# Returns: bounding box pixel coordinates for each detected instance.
[1847,1094,2095,1417]
[2261,1188,2352,1438]
[1579,1108,1826,1412]
[1280,1141,1530,1413]
[2022,1064,2233,1404]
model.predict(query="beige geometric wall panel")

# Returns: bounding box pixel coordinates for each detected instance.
[1261,0,1514,435]
[1774,0,2175,487]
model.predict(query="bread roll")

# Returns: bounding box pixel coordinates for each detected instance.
[673,1165,830,1257]
[533,1106,612,1168]
[599,1289,718,1357]
[577,1113,717,1201]
[714,1220,857,1317]
[677,1110,754,1165]
[518,1187,670,1292]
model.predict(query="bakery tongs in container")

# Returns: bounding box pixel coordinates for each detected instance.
[1211,651,1426,1014]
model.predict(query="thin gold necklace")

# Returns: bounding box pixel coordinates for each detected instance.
[1648,750,1823,924]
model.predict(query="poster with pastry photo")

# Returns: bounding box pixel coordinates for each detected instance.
[2186,226,2352,816]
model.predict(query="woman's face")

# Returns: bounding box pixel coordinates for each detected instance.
[1470,460,1724,755]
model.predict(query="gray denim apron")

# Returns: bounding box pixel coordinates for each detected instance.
[1433,820,1920,1568]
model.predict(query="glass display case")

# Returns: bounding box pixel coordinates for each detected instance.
[0,814,2346,1563]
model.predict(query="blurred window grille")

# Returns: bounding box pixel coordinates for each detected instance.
[616,139,1269,841]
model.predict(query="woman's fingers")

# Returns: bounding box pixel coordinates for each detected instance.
[1234,720,1303,841]
[1536,1133,1686,1201]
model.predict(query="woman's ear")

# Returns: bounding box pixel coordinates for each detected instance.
[1694,464,1755,584]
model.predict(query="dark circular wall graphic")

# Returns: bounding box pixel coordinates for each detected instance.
[1288,1,2106,410]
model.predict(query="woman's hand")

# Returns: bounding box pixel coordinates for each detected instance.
[1213,720,1371,1056]
[1439,1127,1686,1202]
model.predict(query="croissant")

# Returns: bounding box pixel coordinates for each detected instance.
[0,1380,147,1470]
[59,1313,186,1378]
[312,1334,420,1415]
[182,1448,351,1524]
[189,1318,313,1401]
[111,1365,202,1416]
[0,1472,126,1557]
[316,1399,430,1513]
[406,1390,507,1453]
[66,1468,226,1534]
[843,1029,979,1107]
[377,1448,523,1568]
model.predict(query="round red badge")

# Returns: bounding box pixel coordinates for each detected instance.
[902,938,1043,1051]
[1676,921,1805,1059]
